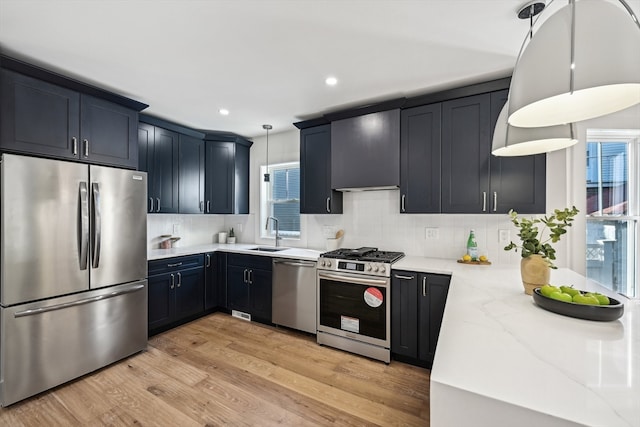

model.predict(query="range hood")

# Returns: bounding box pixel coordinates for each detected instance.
[331,109,400,191]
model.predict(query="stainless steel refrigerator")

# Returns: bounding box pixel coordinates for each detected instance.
[0,153,148,406]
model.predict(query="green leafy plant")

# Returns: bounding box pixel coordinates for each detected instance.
[229,227,235,238]
[504,206,579,268]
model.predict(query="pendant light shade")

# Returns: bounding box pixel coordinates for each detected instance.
[492,104,577,156]
[263,124,272,182]
[508,0,640,128]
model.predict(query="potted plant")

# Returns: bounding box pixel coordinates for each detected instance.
[227,227,236,244]
[504,206,579,294]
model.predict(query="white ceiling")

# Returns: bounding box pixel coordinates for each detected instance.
[1,0,639,138]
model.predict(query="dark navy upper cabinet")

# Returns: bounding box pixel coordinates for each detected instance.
[204,138,250,215]
[400,104,441,213]
[300,125,343,214]
[441,93,492,213]
[441,91,545,214]
[179,134,205,214]
[138,123,179,213]
[1,69,139,169]
[489,91,546,214]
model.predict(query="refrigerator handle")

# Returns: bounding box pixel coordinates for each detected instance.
[79,182,89,270]
[91,182,102,269]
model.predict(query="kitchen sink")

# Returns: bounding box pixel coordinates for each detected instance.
[248,247,287,252]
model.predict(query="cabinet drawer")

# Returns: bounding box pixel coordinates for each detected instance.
[148,254,204,276]
[227,253,272,271]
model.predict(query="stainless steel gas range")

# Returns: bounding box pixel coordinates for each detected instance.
[316,247,404,363]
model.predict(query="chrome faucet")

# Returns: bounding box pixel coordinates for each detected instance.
[265,216,281,247]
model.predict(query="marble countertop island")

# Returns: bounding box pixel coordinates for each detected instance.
[403,258,640,427]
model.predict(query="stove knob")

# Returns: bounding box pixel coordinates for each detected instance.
[320,260,326,267]
[366,264,372,271]
[326,260,332,268]
[379,266,386,273]
[373,265,379,272]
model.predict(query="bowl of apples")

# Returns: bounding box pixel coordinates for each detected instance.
[532,285,624,321]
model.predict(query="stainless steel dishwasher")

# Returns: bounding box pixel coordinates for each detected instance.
[272,258,317,334]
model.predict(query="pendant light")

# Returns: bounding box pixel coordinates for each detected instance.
[263,124,272,182]
[492,1,578,156]
[508,0,640,128]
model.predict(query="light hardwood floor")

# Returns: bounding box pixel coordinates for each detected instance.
[0,312,430,426]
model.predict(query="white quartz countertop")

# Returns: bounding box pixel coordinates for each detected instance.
[417,259,640,427]
[148,243,323,262]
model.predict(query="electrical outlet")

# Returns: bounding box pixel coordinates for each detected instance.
[173,224,181,235]
[499,229,510,244]
[236,223,243,233]
[425,227,439,239]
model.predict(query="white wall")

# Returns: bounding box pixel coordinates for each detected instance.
[148,103,639,268]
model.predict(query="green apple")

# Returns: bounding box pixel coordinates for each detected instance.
[572,293,599,305]
[560,285,580,297]
[588,292,610,305]
[540,284,560,297]
[549,291,573,303]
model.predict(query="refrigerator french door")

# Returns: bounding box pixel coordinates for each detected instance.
[0,153,148,406]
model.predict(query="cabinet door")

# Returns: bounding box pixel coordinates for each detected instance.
[152,127,179,213]
[80,95,138,169]
[1,69,80,160]
[249,268,272,322]
[227,265,250,313]
[418,274,451,363]
[138,123,155,212]
[400,104,441,213]
[179,134,205,213]
[234,143,250,215]
[148,273,175,331]
[391,271,419,358]
[300,125,343,214]
[204,253,217,310]
[441,94,491,213]
[489,90,546,214]
[174,267,205,320]
[205,140,234,214]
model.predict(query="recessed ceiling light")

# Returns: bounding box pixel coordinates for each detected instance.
[325,76,338,86]
[219,108,229,116]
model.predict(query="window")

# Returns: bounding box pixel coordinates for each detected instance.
[260,162,300,239]
[585,131,639,298]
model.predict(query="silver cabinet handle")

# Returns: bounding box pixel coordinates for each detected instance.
[248,270,253,284]
[200,201,204,212]
[206,200,210,213]
[422,276,427,297]
[482,191,487,212]
[326,197,331,213]
[243,269,248,283]
[177,272,181,288]
[206,254,211,268]
[14,284,146,318]
[493,192,497,212]
[167,262,182,268]
[156,198,161,212]
[79,182,89,270]
[394,274,414,280]
[170,274,175,289]
[83,139,89,157]
[149,197,153,212]
[273,259,316,268]
[401,194,406,212]
[72,137,78,155]
[91,182,101,269]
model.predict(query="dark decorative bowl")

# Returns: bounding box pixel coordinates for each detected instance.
[532,288,624,321]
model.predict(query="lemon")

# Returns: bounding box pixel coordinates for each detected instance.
[462,254,471,262]
[479,255,488,262]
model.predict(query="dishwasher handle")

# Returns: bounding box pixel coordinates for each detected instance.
[273,259,316,268]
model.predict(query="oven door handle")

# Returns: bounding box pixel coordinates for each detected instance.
[318,272,388,286]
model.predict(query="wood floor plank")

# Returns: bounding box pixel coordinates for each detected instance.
[0,312,430,426]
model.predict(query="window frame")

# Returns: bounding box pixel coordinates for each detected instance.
[260,161,301,240]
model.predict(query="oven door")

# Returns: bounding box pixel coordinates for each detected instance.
[317,270,390,348]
